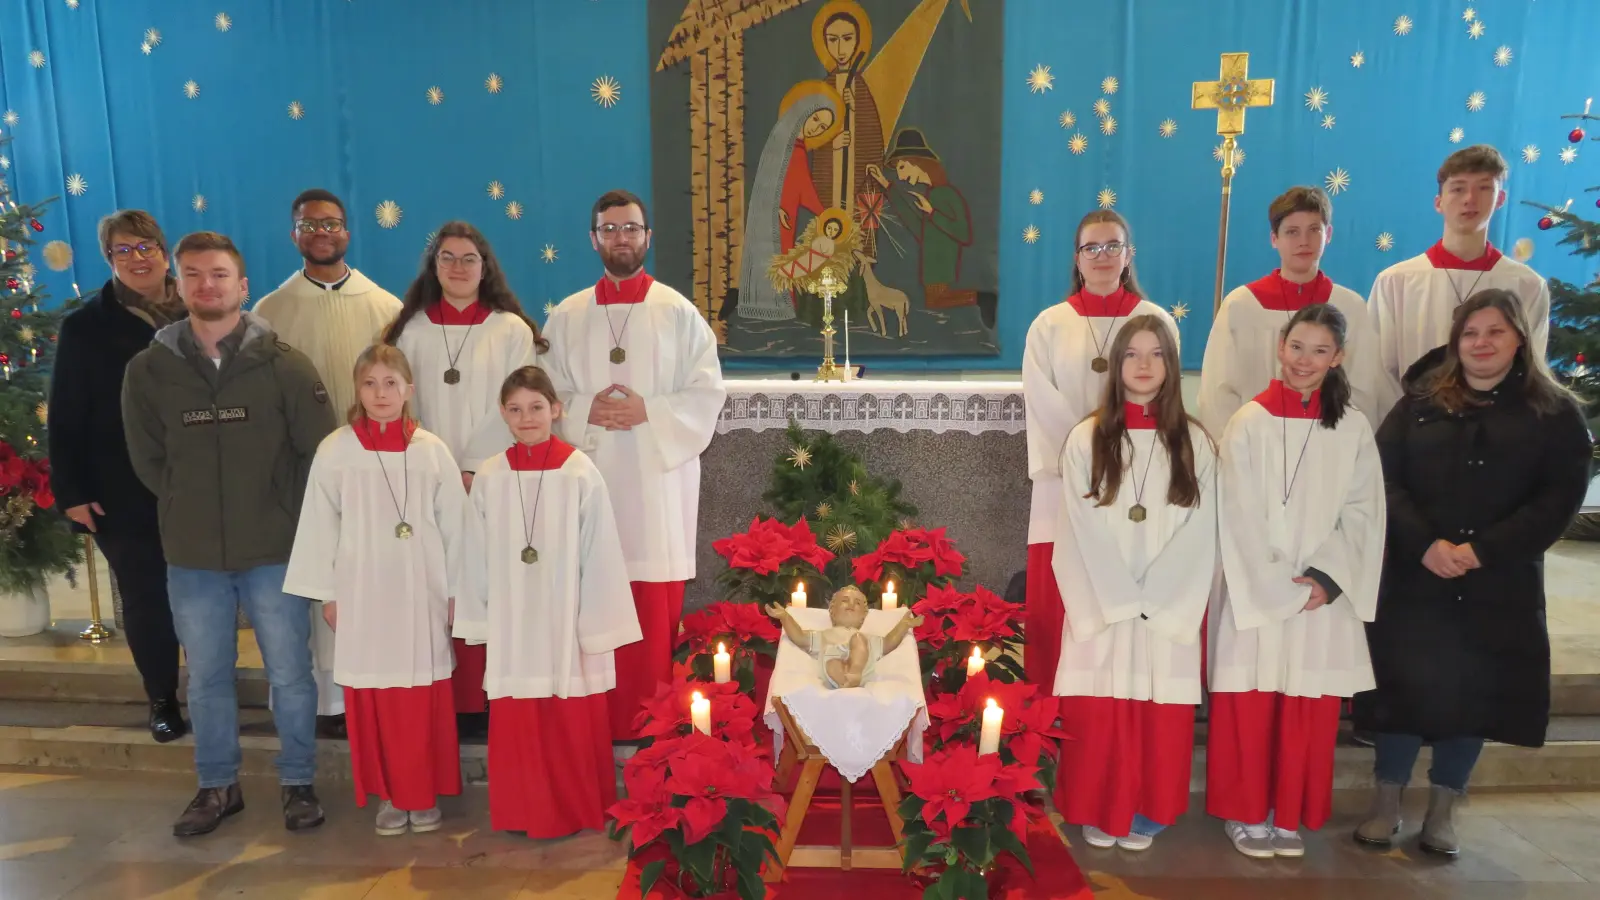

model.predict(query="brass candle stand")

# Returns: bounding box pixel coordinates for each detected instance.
[79,534,115,644]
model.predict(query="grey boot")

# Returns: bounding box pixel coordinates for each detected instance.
[1419,785,1462,857]
[1354,782,1405,847]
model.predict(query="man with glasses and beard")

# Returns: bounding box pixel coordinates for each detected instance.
[254,189,403,734]
[542,190,726,752]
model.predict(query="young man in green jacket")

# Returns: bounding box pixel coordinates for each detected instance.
[122,231,337,837]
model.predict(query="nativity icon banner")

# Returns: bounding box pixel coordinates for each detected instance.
[651,0,1003,360]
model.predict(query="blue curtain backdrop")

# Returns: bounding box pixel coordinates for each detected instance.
[2,0,1596,370]
[0,0,650,325]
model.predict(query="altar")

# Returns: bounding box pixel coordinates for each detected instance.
[688,378,1030,608]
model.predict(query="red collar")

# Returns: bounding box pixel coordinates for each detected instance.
[354,418,416,451]
[1065,287,1140,318]
[1124,401,1158,429]
[1254,380,1322,419]
[596,271,655,305]
[507,436,576,471]
[424,299,491,325]
[1247,269,1333,311]
[1425,240,1502,272]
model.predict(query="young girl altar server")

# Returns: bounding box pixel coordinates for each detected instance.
[384,222,548,731]
[1051,315,1217,851]
[1208,303,1387,859]
[453,366,642,837]
[1023,210,1179,686]
[284,344,467,835]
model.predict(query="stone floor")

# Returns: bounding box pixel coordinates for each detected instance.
[2,766,1600,899]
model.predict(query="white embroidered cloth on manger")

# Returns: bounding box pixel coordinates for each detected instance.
[763,607,929,783]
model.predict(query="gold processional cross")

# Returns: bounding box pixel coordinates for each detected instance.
[1192,52,1275,312]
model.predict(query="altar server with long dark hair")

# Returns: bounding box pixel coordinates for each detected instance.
[1052,315,1217,851]
[454,366,642,837]
[1023,210,1179,687]
[1207,303,1386,859]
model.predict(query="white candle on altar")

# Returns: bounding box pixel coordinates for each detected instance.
[881,579,897,611]
[690,691,711,735]
[713,642,731,684]
[791,581,807,608]
[844,309,851,378]
[967,645,985,677]
[978,699,1003,755]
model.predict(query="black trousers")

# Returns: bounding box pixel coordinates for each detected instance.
[94,529,180,701]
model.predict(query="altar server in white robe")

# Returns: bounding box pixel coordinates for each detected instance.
[384,222,546,727]
[543,190,726,743]
[255,189,404,722]
[1368,145,1549,389]
[1023,209,1179,687]
[1052,316,1217,852]
[1199,186,1397,434]
[454,367,642,837]
[284,344,466,836]
[1208,303,1386,860]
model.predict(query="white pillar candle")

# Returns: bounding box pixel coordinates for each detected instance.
[966,645,985,677]
[881,579,898,611]
[713,642,731,684]
[791,581,807,608]
[690,690,711,735]
[978,699,1003,755]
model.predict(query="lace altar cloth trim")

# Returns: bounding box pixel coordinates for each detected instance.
[718,379,1026,435]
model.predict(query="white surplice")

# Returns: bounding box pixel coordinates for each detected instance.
[395,308,539,472]
[1051,413,1217,704]
[452,442,642,699]
[255,267,403,716]
[1197,273,1399,434]
[542,280,726,582]
[283,425,467,689]
[1022,294,1179,544]
[1368,242,1549,388]
[1209,384,1386,699]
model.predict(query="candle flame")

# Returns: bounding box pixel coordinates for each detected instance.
[971,645,982,658]
[692,691,704,702]
[886,580,894,592]
[717,642,726,654]
[986,698,998,710]
[795,581,803,591]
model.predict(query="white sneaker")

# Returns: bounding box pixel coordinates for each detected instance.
[374,800,408,836]
[1116,831,1155,852]
[1271,826,1305,857]
[1081,825,1117,848]
[613,744,638,763]
[409,806,442,833]
[1225,820,1276,859]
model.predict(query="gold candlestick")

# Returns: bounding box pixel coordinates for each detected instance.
[808,267,847,383]
[79,535,115,644]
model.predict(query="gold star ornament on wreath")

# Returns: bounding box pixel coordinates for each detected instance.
[787,446,813,469]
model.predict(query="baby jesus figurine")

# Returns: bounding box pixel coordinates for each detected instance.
[766,586,922,689]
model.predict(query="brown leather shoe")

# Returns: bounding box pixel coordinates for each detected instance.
[173,784,244,837]
[281,785,325,831]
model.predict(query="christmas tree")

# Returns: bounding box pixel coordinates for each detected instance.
[0,140,79,593]
[763,422,917,585]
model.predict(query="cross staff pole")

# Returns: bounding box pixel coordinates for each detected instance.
[1192,53,1275,312]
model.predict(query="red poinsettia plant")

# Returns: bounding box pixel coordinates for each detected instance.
[673,602,780,694]
[851,526,966,609]
[923,671,1068,792]
[610,677,785,900]
[712,516,835,609]
[913,582,1028,692]
[0,439,76,594]
[896,742,1042,900]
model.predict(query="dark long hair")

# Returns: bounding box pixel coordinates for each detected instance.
[1419,288,1582,416]
[381,221,548,351]
[1068,209,1147,299]
[1280,304,1351,429]
[1085,315,1208,509]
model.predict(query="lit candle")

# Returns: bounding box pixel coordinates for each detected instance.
[713,642,731,684]
[881,579,898,611]
[978,699,1004,755]
[791,581,807,608]
[966,645,985,677]
[690,691,711,735]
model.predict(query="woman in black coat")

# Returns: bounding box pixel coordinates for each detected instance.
[1354,289,1593,857]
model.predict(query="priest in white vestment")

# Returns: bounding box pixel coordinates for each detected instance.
[1198,186,1397,433]
[254,189,403,722]
[1023,210,1177,688]
[543,190,726,743]
[1368,146,1549,389]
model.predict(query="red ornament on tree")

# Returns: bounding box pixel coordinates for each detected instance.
[9,309,20,319]
[3,249,14,260]
[1539,215,1555,230]
[1570,127,1586,144]
[28,219,43,233]
[1578,353,1588,365]
[0,354,8,365]
[4,278,17,290]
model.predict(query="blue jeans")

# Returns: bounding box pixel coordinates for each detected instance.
[1131,814,1166,836]
[168,564,317,789]
[1373,733,1485,792]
